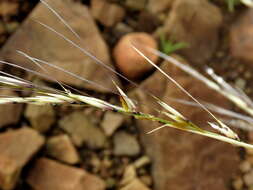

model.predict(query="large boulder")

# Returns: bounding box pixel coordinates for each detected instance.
[131,57,240,190]
[0,0,120,92]
[163,0,222,64]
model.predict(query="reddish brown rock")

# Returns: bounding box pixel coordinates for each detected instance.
[0,127,45,190]
[91,0,125,27]
[163,0,222,64]
[113,32,158,79]
[27,158,105,190]
[0,0,120,93]
[46,134,80,164]
[131,57,240,190]
[230,9,253,64]
[0,90,22,128]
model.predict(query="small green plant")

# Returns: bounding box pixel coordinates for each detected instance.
[226,0,241,12]
[160,34,188,55]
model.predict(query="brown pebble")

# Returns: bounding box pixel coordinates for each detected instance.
[113,32,158,79]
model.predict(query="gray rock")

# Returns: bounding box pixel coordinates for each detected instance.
[0,0,120,93]
[130,58,240,190]
[25,104,55,133]
[113,131,140,156]
[46,134,80,164]
[101,112,124,136]
[59,111,106,149]
[27,158,106,190]
[0,90,22,128]
[163,0,222,64]
[0,127,45,190]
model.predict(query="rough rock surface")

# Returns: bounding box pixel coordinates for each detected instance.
[163,0,222,64]
[0,90,22,128]
[101,112,124,136]
[113,131,140,156]
[46,134,80,164]
[27,158,106,190]
[0,0,120,92]
[59,111,106,149]
[230,9,253,64]
[147,0,174,14]
[91,0,125,27]
[0,127,45,190]
[130,58,240,190]
[0,2,18,17]
[125,0,146,10]
[25,104,55,133]
[120,179,151,190]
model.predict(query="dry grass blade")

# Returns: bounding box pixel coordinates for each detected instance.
[146,47,253,117]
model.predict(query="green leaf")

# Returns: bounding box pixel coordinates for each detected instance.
[160,34,189,55]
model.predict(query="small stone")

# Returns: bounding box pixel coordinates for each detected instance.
[82,173,106,190]
[139,175,152,186]
[59,111,106,149]
[5,22,19,34]
[235,78,246,90]
[105,177,116,189]
[137,12,160,33]
[27,158,106,190]
[232,177,243,190]
[113,132,140,156]
[230,9,253,64]
[101,112,124,136]
[113,32,158,79]
[91,0,125,27]
[113,23,134,39]
[0,21,5,35]
[147,0,174,14]
[0,90,22,128]
[125,0,146,10]
[163,0,222,64]
[240,161,251,173]
[244,170,253,187]
[120,179,151,190]
[0,127,45,190]
[46,135,80,164]
[25,104,55,133]
[0,2,18,16]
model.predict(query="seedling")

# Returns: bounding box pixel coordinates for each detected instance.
[160,34,188,55]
